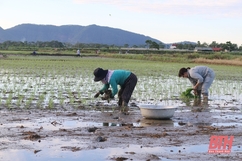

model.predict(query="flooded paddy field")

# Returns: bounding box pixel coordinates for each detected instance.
[0,56,242,161]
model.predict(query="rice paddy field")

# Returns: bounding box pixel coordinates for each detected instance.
[0,55,242,161]
[0,55,241,109]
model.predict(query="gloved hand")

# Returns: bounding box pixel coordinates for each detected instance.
[94,92,100,98]
[94,91,104,98]
[101,96,109,100]
[101,90,113,100]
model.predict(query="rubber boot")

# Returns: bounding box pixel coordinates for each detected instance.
[121,101,129,113]
[118,98,122,107]
[117,90,123,107]
[196,90,202,98]
[115,99,123,111]
[202,94,209,109]
[191,98,203,112]
[193,98,201,106]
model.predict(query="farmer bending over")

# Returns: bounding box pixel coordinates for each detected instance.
[178,66,215,103]
[93,67,137,111]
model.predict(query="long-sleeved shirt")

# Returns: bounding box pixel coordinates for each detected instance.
[188,66,211,85]
[99,70,131,97]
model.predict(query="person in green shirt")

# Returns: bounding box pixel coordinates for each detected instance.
[93,67,137,110]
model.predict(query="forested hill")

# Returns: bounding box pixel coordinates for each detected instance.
[0,24,162,46]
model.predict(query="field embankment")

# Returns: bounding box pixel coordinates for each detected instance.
[1,49,242,66]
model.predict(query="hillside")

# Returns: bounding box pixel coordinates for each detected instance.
[0,24,162,46]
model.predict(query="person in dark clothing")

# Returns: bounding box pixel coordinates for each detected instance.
[93,67,138,111]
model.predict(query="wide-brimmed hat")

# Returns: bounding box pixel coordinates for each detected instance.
[93,68,108,82]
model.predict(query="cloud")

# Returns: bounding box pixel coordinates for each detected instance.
[73,0,242,17]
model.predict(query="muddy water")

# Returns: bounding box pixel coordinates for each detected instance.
[3,144,242,161]
[1,102,242,161]
[1,71,242,160]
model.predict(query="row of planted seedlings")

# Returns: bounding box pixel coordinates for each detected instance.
[0,57,242,112]
[176,78,242,111]
[0,65,94,110]
[1,68,241,111]
[0,67,182,110]
[0,57,113,111]
[134,72,242,112]
[134,75,183,105]
[209,79,242,111]
[134,74,203,112]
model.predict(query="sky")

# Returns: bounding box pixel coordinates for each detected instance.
[0,0,242,46]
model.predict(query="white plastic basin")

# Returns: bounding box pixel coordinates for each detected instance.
[139,104,177,119]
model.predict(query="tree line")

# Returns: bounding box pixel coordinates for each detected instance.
[0,40,241,52]
[146,40,241,51]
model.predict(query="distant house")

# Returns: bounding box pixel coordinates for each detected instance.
[170,45,177,49]
[212,47,223,52]
[194,47,223,52]
[170,44,177,49]
[194,47,213,52]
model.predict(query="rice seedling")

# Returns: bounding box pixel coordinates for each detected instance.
[25,95,33,109]
[6,93,12,108]
[16,94,24,108]
[37,94,45,108]
[0,56,241,111]
[48,98,54,109]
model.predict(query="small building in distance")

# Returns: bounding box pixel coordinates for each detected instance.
[170,44,177,49]
[194,47,223,52]
[194,47,213,52]
[212,47,223,52]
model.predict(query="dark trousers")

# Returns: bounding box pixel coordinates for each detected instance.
[118,73,137,106]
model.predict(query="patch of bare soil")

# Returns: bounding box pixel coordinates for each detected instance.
[0,107,242,161]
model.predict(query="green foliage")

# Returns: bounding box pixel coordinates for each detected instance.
[180,88,197,99]
[187,53,200,59]
[203,53,234,60]
[0,55,242,110]
[1,54,242,80]
[180,88,197,106]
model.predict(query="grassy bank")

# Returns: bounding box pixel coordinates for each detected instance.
[99,52,242,66]
[1,55,241,80]
[1,49,242,66]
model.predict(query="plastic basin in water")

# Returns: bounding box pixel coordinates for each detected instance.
[139,104,177,119]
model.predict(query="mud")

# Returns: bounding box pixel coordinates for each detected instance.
[1,104,242,161]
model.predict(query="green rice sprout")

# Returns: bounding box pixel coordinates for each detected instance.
[48,98,54,109]
[6,93,13,109]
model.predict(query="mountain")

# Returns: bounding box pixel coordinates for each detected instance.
[172,41,197,45]
[0,24,162,46]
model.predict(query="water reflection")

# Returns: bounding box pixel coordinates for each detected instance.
[102,119,175,127]
[140,118,174,127]
[0,144,241,161]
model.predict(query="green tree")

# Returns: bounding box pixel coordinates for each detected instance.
[150,41,159,50]
[238,44,242,51]
[145,40,159,50]
[124,44,129,48]
[159,43,165,49]
[209,41,219,48]
[145,40,152,48]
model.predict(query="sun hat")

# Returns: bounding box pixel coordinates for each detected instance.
[93,68,108,82]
